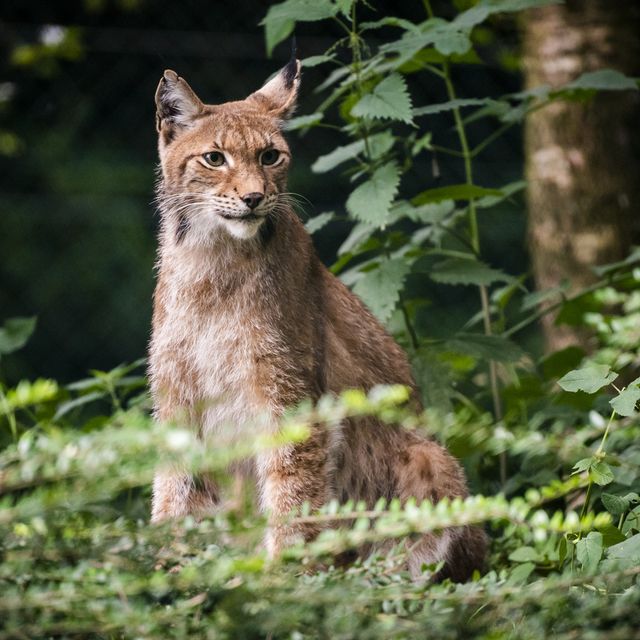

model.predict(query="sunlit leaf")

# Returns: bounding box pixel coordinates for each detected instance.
[557,365,618,394]
[610,380,640,417]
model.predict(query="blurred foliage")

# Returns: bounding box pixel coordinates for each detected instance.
[0,292,639,637]
[1,0,639,637]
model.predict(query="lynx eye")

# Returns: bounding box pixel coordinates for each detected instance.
[260,149,280,166]
[203,151,225,167]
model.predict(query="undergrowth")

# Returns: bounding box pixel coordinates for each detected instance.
[1,0,640,638]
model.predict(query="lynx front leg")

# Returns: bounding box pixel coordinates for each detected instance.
[151,470,219,522]
[257,433,331,557]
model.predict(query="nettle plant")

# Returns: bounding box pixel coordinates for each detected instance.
[261,0,640,570]
[263,0,638,416]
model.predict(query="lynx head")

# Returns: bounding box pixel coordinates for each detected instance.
[155,57,300,243]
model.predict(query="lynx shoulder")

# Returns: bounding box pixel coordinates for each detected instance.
[148,57,487,581]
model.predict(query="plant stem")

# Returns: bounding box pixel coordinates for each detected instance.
[0,384,18,442]
[398,293,419,351]
[580,481,593,521]
[470,121,515,158]
[580,410,616,524]
[442,59,503,424]
[596,409,616,456]
[349,4,373,161]
[430,144,465,158]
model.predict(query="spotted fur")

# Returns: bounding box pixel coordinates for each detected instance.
[149,62,487,580]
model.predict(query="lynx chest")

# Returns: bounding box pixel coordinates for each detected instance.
[150,277,277,441]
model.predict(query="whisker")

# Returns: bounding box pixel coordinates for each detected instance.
[279,191,312,206]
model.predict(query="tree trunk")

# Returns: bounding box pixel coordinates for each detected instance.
[523,1,640,353]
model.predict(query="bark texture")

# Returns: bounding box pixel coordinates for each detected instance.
[523,1,640,353]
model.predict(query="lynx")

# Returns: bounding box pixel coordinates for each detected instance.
[149,56,487,581]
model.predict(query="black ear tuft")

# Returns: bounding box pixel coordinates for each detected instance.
[282,36,298,89]
[247,48,300,119]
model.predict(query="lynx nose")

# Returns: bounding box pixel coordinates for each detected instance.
[242,192,264,210]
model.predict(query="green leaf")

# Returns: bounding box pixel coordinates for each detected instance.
[338,221,375,256]
[413,98,489,117]
[346,163,401,227]
[380,15,489,63]
[507,562,535,585]
[403,200,455,224]
[576,531,603,573]
[367,130,396,159]
[622,505,640,535]
[521,282,569,312]
[284,113,323,131]
[263,18,294,58]
[6,379,59,410]
[563,69,638,92]
[335,0,356,18]
[304,211,334,235]
[557,365,618,394]
[412,184,502,205]
[606,533,640,563]
[0,316,37,356]
[432,25,472,56]
[301,54,335,68]
[592,246,640,277]
[508,546,540,563]
[474,0,560,13]
[312,132,393,174]
[400,47,482,71]
[313,139,365,174]
[558,536,568,565]
[429,258,512,287]
[475,180,526,209]
[590,461,614,487]
[598,524,626,548]
[53,391,106,421]
[601,493,629,517]
[261,0,339,23]
[361,16,420,33]
[445,333,524,363]
[351,74,413,124]
[352,259,410,323]
[572,457,593,474]
[261,0,339,55]
[610,381,640,417]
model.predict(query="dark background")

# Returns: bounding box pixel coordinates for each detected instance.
[0,0,525,384]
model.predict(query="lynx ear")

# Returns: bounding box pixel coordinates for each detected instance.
[155,70,204,135]
[247,57,301,119]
